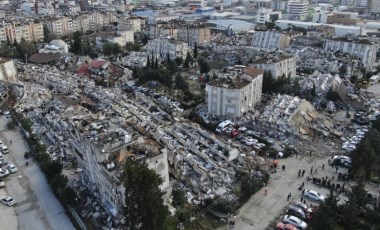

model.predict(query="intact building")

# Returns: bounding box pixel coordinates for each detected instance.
[146,37,189,60]
[325,37,378,67]
[206,66,263,118]
[251,30,291,49]
[177,24,211,47]
[252,55,296,79]
[287,0,309,21]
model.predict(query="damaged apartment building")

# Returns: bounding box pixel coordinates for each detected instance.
[205,66,264,118]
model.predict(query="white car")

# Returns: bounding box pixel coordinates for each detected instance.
[245,138,258,146]
[254,143,266,149]
[0,169,9,178]
[7,164,17,173]
[282,215,307,229]
[0,196,16,206]
[303,189,325,203]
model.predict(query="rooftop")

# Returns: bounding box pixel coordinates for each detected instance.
[252,55,294,64]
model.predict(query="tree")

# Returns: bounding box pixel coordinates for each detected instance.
[262,71,275,93]
[71,31,83,54]
[126,42,141,52]
[172,189,186,208]
[183,52,191,68]
[122,159,169,230]
[155,57,159,69]
[309,189,339,230]
[193,42,198,59]
[311,83,316,97]
[198,58,210,74]
[174,57,183,66]
[16,38,37,59]
[43,25,55,43]
[292,78,301,96]
[165,53,178,73]
[146,55,151,68]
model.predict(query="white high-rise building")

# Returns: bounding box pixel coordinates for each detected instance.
[287,0,309,21]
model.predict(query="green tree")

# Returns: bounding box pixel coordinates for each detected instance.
[122,159,169,230]
[21,118,33,131]
[193,42,198,59]
[174,57,183,66]
[172,189,186,208]
[183,52,191,68]
[311,83,316,97]
[71,31,83,54]
[309,189,340,230]
[198,58,210,74]
[165,53,178,73]
[16,38,37,59]
[43,25,55,43]
[155,57,159,69]
[292,78,301,96]
[146,55,151,68]
[126,42,141,52]
[262,71,275,93]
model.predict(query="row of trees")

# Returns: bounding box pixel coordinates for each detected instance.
[0,39,37,60]
[309,181,380,230]
[18,117,77,207]
[262,71,301,96]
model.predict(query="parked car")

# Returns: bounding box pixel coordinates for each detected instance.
[282,215,307,230]
[287,205,307,220]
[293,202,312,214]
[7,164,17,173]
[0,196,16,206]
[303,189,325,203]
[245,138,258,146]
[0,179,4,188]
[276,222,298,230]
[0,169,9,178]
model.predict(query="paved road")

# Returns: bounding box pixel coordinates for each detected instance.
[0,116,75,230]
[222,153,347,230]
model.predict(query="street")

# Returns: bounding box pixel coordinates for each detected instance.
[0,116,75,230]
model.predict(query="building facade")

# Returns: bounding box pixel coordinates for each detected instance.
[206,67,263,118]
[146,38,189,60]
[287,0,309,21]
[325,37,378,67]
[177,24,211,47]
[0,58,17,82]
[96,30,134,49]
[252,55,296,79]
[3,21,44,43]
[252,30,291,49]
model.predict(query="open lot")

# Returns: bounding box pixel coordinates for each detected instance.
[221,152,349,230]
[0,116,75,230]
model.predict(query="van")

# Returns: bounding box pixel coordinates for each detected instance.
[1,145,9,154]
[370,75,379,85]
[215,120,233,133]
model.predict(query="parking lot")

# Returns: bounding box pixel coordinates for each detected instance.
[223,152,349,230]
[0,116,74,230]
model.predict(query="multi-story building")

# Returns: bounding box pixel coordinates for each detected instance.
[149,23,178,39]
[326,12,359,25]
[252,55,296,79]
[146,38,189,60]
[369,0,380,14]
[96,30,134,49]
[205,66,263,118]
[255,8,282,24]
[45,17,70,37]
[177,23,211,47]
[287,0,309,21]
[251,30,291,49]
[0,25,7,42]
[188,0,205,8]
[63,107,170,217]
[0,58,17,82]
[4,21,44,43]
[325,37,379,67]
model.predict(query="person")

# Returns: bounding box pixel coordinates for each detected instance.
[282,165,286,170]
[265,189,268,196]
[26,161,29,166]
[298,169,301,178]
[302,182,305,187]
[310,166,313,175]
[336,166,339,173]
[328,159,331,165]
[9,140,12,145]
[302,169,305,177]
[322,164,325,170]
[314,168,318,175]
[302,189,305,195]
[301,197,304,203]
[287,193,292,201]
